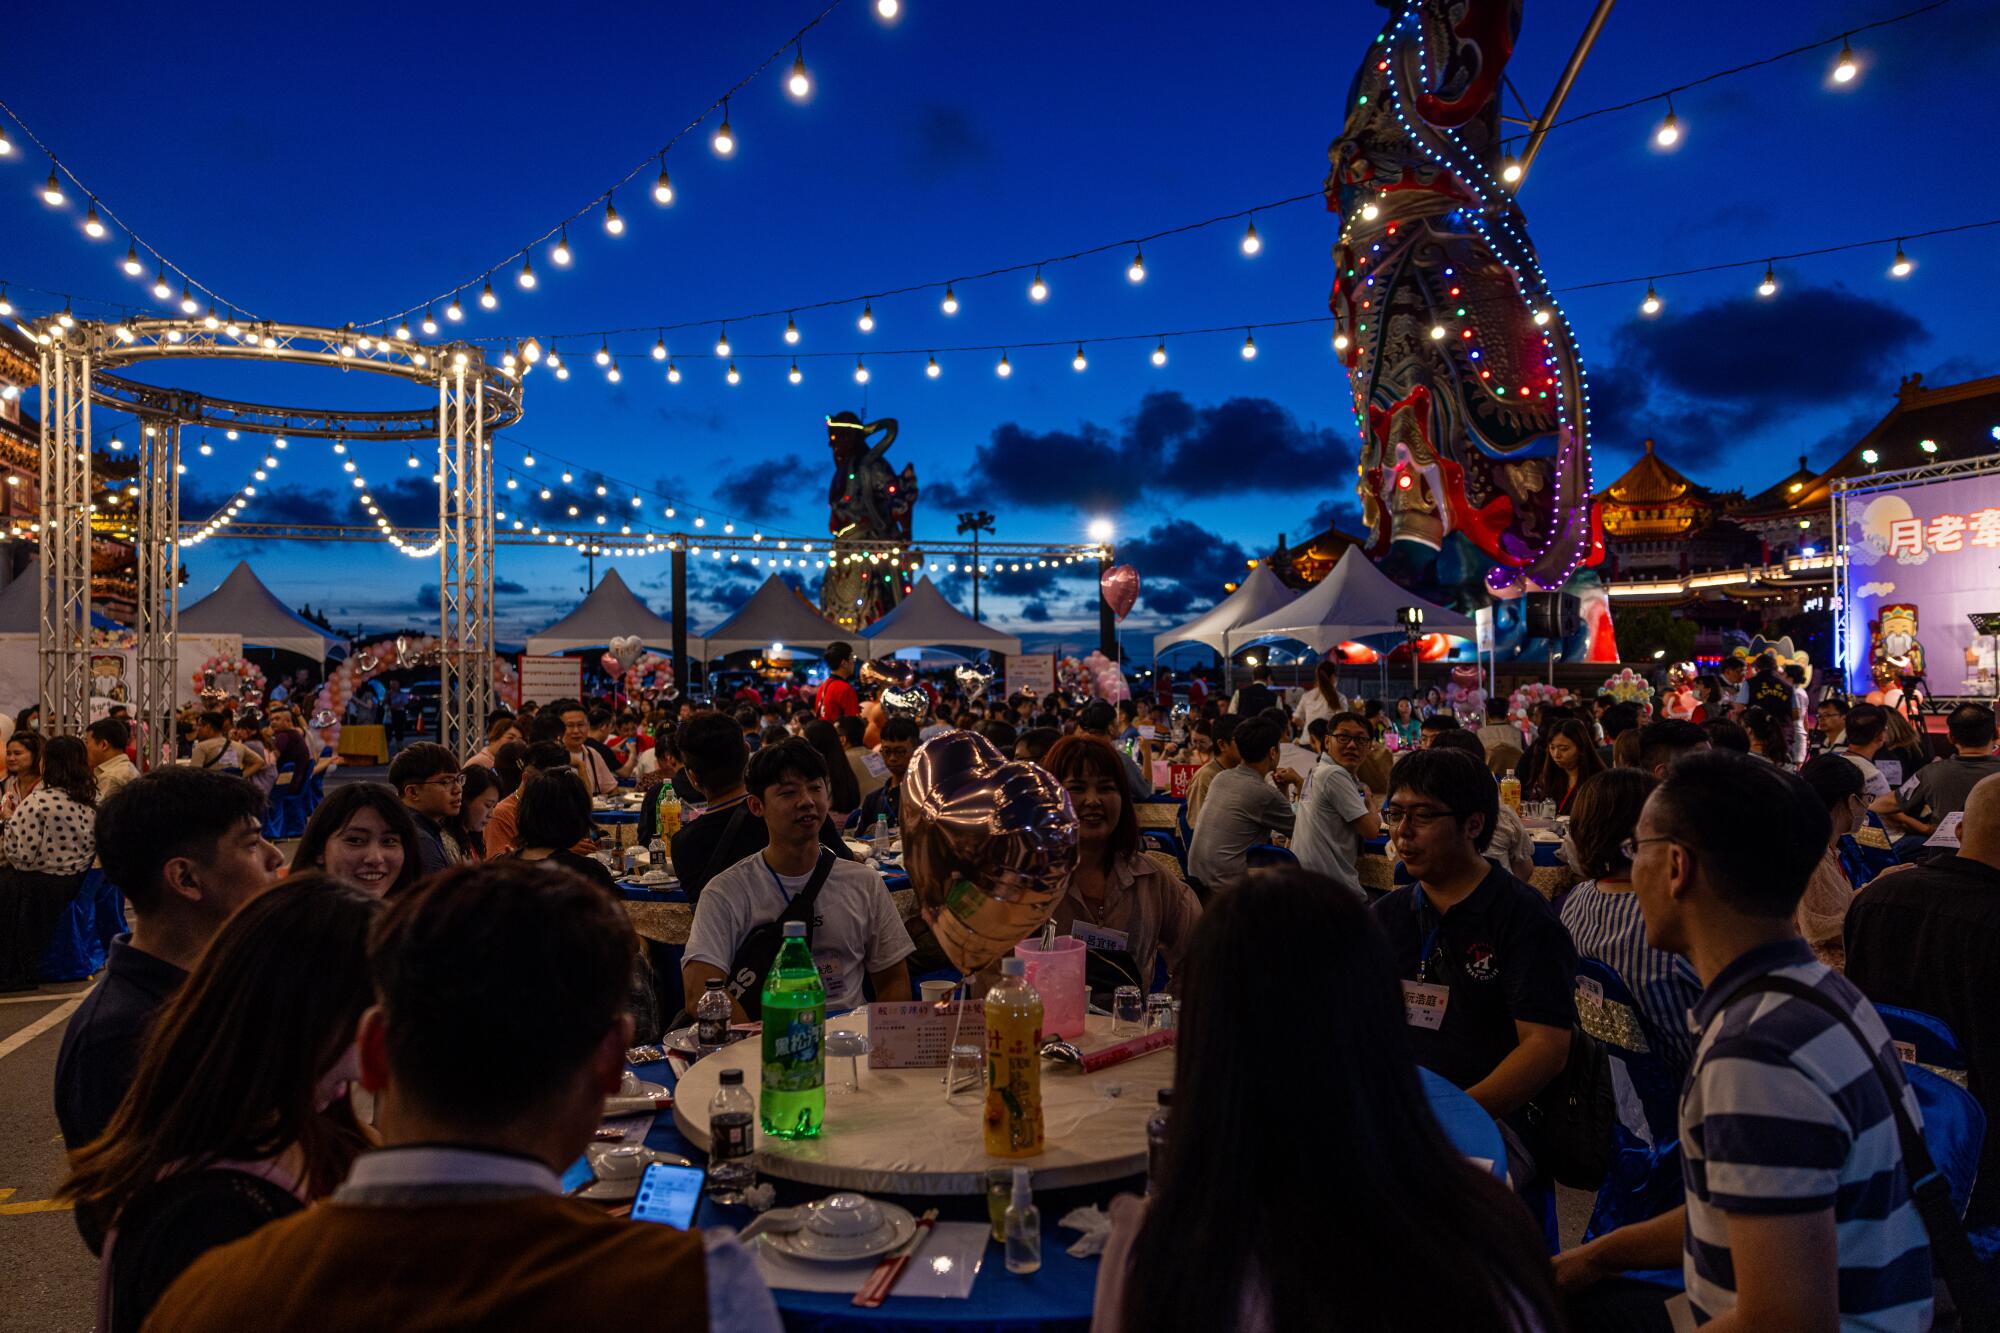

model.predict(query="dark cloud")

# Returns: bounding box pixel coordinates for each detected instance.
[969,421,1139,512]
[1142,582,1204,616]
[712,453,809,522]
[1019,600,1052,623]
[412,584,436,609]
[1116,520,1249,590]
[902,103,996,179]
[494,577,527,595]
[922,477,984,511]
[1300,496,1365,539]
[183,482,340,527]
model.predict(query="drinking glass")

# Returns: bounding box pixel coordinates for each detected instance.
[1112,986,1145,1036]
[1146,993,1177,1032]
[944,1042,984,1100]
[985,1167,1015,1241]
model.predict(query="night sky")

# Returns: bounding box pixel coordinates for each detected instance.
[5,0,1995,657]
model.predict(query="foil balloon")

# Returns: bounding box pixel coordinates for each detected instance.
[609,634,645,669]
[310,708,339,730]
[880,683,928,720]
[954,663,995,700]
[902,730,1079,974]
[394,635,410,658]
[355,652,379,674]
[600,652,623,676]
[1099,564,1140,622]
[859,659,906,690]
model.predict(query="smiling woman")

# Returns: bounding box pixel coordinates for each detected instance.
[294,782,423,898]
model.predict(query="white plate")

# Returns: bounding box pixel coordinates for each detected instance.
[763,1200,917,1262]
[843,838,873,859]
[575,1144,692,1200]
[602,1076,670,1117]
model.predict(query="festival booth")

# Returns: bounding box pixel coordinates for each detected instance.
[525,568,703,659]
[179,561,346,663]
[701,575,845,658]
[1151,564,1299,659]
[1226,547,1472,655]
[858,577,1023,657]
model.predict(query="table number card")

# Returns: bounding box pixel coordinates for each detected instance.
[867,1000,985,1068]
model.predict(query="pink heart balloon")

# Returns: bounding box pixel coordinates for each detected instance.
[1100,563,1140,622]
[600,652,622,676]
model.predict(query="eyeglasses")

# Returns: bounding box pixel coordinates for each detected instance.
[1618,835,1676,860]
[1381,804,1457,828]
[418,775,466,790]
[1331,731,1371,746]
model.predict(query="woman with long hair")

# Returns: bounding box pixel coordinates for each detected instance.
[1527,717,1603,813]
[1043,734,1200,996]
[1739,705,1792,769]
[0,735,95,989]
[1389,695,1421,749]
[489,739,530,798]
[1096,868,1558,1333]
[1,729,43,820]
[465,713,522,771]
[442,764,501,863]
[293,783,422,897]
[1296,658,1345,734]
[1878,705,1929,782]
[801,719,860,822]
[1797,753,1867,969]
[60,877,380,1333]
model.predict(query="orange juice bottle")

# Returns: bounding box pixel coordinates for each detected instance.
[983,958,1045,1157]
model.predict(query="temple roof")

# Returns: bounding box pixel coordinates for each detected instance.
[1600,438,1708,506]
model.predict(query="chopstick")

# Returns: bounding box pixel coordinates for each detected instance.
[852,1208,939,1308]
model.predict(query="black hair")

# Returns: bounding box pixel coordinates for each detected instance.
[523,740,571,773]
[1600,702,1642,740]
[1739,705,1790,762]
[1418,713,1460,734]
[1635,718,1709,774]
[1251,664,1272,682]
[1232,719,1279,766]
[547,697,587,721]
[95,768,267,915]
[86,716,131,751]
[1484,697,1509,720]
[879,716,921,745]
[744,736,829,801]
[1799,752,1864,811]
[388,741,458,793]
[1948,702,1997,750]
[1844,703,1887,747]
[676,711,749,794]
[824,641,854,669]
[1211,714,1242,746]
[586,705,613,728]
[835,715,866,746]
[802,720,860,812]
[41,735,98,807]
[982,719,1020,750]
[1782,663,1806,685]
[1651,749,1828,919]
[1818,696,1850,717]
[491,740,531,797]
[444,764,502,852]
[526,711,566,745]
[1079,700,1117,734]
[514,767,595,852]
[1388,747,1498,852]
[1702,717,1750,753]
[1567,768,1657,879]
[1017,727,1060,763]
[1425,729,1486,764]
[296,782,425,898]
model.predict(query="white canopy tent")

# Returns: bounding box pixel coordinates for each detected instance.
[859,577,1023,656]
[180,561,347,660]
[524,567,703,657]
[1151,565,1299,657]
[1227,547,1471,653]
[702,575,845,657]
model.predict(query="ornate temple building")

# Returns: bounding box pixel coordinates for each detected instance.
[1267,523,1364,592]
[1594,439,1760,577]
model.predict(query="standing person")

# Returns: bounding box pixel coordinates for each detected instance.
[1555,751,1933,1331]
[444,765,502,864]
[86,718,141,799]
[1227,663,1277,717]
[1182,714,1239,831]
[1370,748,1575,1184]
[1293,659,1346,736]
[0,736,97,990]
[815,642,861,722]
[295,784,422,897]
[1527,717,1603,813]
[1043,735,1202,994]
[548,698,618,796]
[855,717,920,832]
[506,769,616,892]
[801,720,860,825]
[236,716,274,799]
[1094,867,1560,1333]
[682,740,913,1022]
[388,743,466,877]
[1782,664,1812,765]
[1289,712,1380,900]
[1186,719,1299,891]
[59,879,380,1333]
[186,712,242,773]
[56,770,284,1156]
[0,729,42,820]
[265,707,314,803]
[1716,655,1749,708]
[142,860,781,1333]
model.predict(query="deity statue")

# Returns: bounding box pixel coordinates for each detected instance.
[1869,604,1926,692]
[819,412,920,630]
[1327,0,1615,662]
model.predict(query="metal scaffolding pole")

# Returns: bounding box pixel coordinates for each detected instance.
[134,418,181,770]
[437,360,494,760]
[37,338,93,735]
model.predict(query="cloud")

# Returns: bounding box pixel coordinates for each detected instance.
[1116,520,1250,589]
[1300,496,1366,538]
[493,577,527,595]
[1857,581,1896,599]
[902,103,996,179]
[1019,600,1052,623]
[922,477,984,510]
[712,453,809,522]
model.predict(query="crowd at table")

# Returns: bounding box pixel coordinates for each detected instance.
[8,639,2000,1330]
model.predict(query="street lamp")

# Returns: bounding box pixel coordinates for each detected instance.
[1090,518,1118,658]
[956,510,995,622]
[1396,605,1424,694]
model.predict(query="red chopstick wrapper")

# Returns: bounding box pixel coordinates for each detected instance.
[1076,1029,1175,1073]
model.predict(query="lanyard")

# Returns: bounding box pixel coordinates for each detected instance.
[1412,884,1444,984]
[763,856,803,904]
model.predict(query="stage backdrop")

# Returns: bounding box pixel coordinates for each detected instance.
[0,632,244,720]
[1842,470,2000,696]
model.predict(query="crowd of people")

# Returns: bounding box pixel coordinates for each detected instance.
[9,638,1998,1331]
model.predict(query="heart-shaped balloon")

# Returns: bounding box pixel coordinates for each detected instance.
[954,663,995,699]
[311,708,339,729]
[903,730,1079,975]
[610,634,645,669]
[859,659,906,690]
[600,652,623,676]
[880,683,928,719]
[1100,564,1140,622]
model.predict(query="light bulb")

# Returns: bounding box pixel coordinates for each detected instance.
[524,453,537,466]
[997,352,1012,378]
[715,327,731,357]
[1890,242,1913,278]
[1920,437,1939,454]
[1152,341,1168,366]
[784,316,800,344]
[407,452,420,468]
[42,169,64,207]
[666,360,681,383]
[653,160,673,204]
[394,321,410,340]
[1862,448,1880,465]
[607,360,621,382]
[1241,218,1261,255]
[651,336,667,361]
[876,0,899,17]
[858,303,875,332]
[1833,38,1858,84]
[854,358,870,384]
[789,361,803,384]
[1359,197,1380,222]
[179,286,198,314]
[1654,104,1681,148]
[603,194,624,234]
[562,470,574,483]
[203,306,219,329]
[926,354,941,378]
[713,102,735,156]
[726,361,740,385]
[1072,345,1088,371]
[1501,158,1523,184]
[1531,309,1550,327]
[1429,323,1447,340]
[0,290,10,317]
[82,204,105,238]
[422,309,438,334]
[1029,269,1048,302]
[551,227,573,267]
[1757,264,1778,297]
[1241,330,1258,359]
[0,126,9,155]
[56,306,74,329]
[521,337,542,363]
[122,242,142,276]
[480,280,498,309]
[1127,247,1146,283]
[788,50,811,99]
[446,294,464,321]
[1640,283,1661,315]
[595,342,611,366]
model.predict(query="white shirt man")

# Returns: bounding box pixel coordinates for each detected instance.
[1290,716,1380,898]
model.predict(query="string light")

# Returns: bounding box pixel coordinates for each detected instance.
[997,351,1013,377]
[789,360,803,384]
[606,358,622,383]
[1428,323,1447,340]
[941,285,958,314]
[1072,344,1087,372]
[1640,282,1662,315]
[603,193,624,235]
[1029,268,1048,302]
[1889,240,1913,277]
[447,293,465,321]
[517,252,537,289]
[82,204,105,239]
[150,268,171,300]
[784,316,800,343]
[1241,218,1261,255]
[788,46,811,99]
[667,359,681,383]
[858,303,875,332]
[1359,196,1380,222]
[596,341,612,366]
[1240,329,1257,359]
[876,0,899,17]
[394,320,410,340]
[41,168,64,207]
[926,354,940,378]
[421,309,439,334]
[854,357,869,384]
[480,279,498,309]
[653,159,674,205]
[121,241,142,276]
[715,326,731,357]
[179,285,198,315]
[652,334,667,361]
[1152,340,1168,366]
[1653,99,1682,148]
[553,226,573,265]
[1757,263,1778,297]
[726,361,741,385]
[712,99,736,156]
[1832,36,1859,84]
[0,125,9,156]
[1126,247,1146,283]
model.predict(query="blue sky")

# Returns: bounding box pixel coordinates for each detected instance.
[6,0,1995,656]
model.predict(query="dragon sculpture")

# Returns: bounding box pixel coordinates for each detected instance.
[819,411,920,631]
[1327,0,1615,661]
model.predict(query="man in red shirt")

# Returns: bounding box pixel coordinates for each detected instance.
[816,641,861,722]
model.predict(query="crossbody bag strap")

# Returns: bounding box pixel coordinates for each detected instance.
[779,848,837,947]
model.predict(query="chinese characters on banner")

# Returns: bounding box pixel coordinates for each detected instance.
[1886,509,2000,557]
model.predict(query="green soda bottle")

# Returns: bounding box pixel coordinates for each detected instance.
[759,921,826,1139]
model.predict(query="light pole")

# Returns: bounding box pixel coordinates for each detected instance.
[1396,605,1424,695]
[956,509,995,621]
[1089,517,1117,660]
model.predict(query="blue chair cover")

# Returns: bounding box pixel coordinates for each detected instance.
[1244,842,1298,868]
[1905,1064,1986,1219]
[1576,959,1688,1249]
[37,868,116,982]
[1138,828,1186,867]
[1875,1003,1969,1076]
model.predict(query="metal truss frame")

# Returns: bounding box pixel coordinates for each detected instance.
[437,367,494,758]
[134,418,181,769]
[36,339,93,737]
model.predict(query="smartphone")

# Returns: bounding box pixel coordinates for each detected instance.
[629,1161,704,1230]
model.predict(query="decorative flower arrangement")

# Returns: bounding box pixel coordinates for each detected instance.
[1597,667,1655,707]
[1507,682,1572,742]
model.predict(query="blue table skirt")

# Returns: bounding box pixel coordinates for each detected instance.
[39,867,123,982]
[631,1052,1503,1329]
[593,808,643,825]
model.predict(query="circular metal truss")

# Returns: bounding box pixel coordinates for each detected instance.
[66,317,523,440]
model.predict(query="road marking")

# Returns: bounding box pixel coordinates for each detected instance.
[0,990,90,1006]
[0,995,83,1063]
[0,1189,73,1215]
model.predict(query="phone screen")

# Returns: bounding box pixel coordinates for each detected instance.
[630,1161,704,1230]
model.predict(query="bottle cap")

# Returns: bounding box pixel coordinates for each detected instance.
[1001,957,1026,976]
[1157,1088,1173,1105]
[705,977,725,991]
[783,921,807,938]
[1012,1165,1032,1202]
[719,1069,744,1086]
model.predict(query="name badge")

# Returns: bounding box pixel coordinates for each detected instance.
[1402,980,1450,1029]
[1071,921,1130,952]
[1893,1040,1918,1066]
[863,751,889,779]
[1875,758,1904,786]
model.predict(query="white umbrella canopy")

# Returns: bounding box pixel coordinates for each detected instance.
[859,577,1023,656]
[1226,547,1471,654]
[1152,564,1299,656]
[524,567,703,656]
[702,575,846,656]
[180,561,346,659]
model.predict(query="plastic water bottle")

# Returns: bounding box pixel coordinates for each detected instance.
[1146,1089,1173,1195]
[759,922,825,1139]
[1003,1166,1042,1274]
[695,978,732,1058]
[705,1069,757,1203]
[870,813,890,857]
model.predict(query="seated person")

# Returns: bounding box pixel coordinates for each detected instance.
[61,878,380,1333]
[1633,718,1709,780]
[1289,711,1379,899]
[483,742,572,857]
[671,713,850,906]
[683,739,913,1021]
[389,742,465,875]
[1182,715,1239,831]
[1416,712,1461,750]
[506,768,616,892]
[1796,753,1865,968]
[1882,701,2000,845]
[855,717,919,832]
[294,782,423,897]
[1370,748,1575,1184]
[1186,719,1299,890]
[144,860,780,1333]
[1427,730,1534,882]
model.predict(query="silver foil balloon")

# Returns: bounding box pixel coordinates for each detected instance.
[901,729,1079,974]
[879,683,928,720]
[954,662,996,701]
[310,708,339,730]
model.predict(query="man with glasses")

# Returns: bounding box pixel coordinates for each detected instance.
[390,742,467,876]
[1371,748,1575,1186]
[1291,712,1379,899]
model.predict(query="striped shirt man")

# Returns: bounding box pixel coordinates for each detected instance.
[1559,879,1701,1078]
[1681,937,1932,1330]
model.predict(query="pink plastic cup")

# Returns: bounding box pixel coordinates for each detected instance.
[1014,935,1087,1039]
